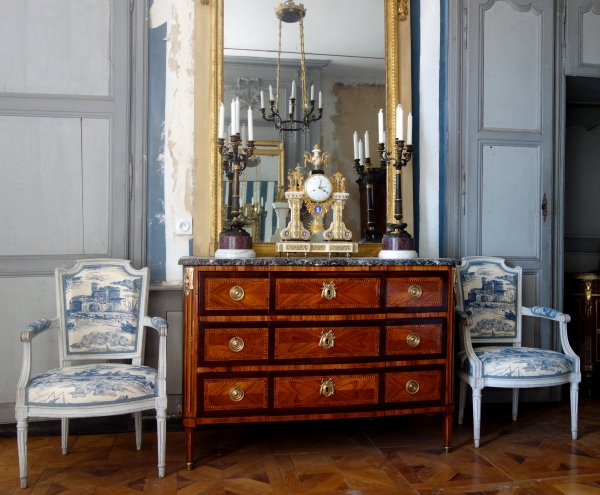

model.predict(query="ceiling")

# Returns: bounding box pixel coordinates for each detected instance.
[224,0,385,78]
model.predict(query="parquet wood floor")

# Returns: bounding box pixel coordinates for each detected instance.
[3,397,600,494]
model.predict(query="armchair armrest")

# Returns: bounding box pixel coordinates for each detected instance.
[455,307,473,326]
[16,317,60,407]
[522,306,570,323]
[142,316,168,398]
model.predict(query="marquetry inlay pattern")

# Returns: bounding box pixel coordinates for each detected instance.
[385,370,442,402]
[204,378,267,410]
[386,324,443,355]
[204,328,268,360]
[386,277,443,308]
[205,278,269,310]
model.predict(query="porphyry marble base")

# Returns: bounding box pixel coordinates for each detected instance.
[379,249,419,259]
[214,248,256,259]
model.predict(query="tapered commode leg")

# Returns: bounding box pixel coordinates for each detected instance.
[571,382,579,440]
[61,418,69,454]
[458,380,467,424]
[185,426,195,471]
[134,411,142,450]
[444,412,453,453]
[472,388,482,448]
[17,418,28,488]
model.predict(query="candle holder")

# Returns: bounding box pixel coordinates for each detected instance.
[215,135,257,258]
[353,157,386,243]
[261,98,322,133]
[378,140,418,258]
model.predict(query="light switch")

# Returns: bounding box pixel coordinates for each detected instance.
[175,218,193,235]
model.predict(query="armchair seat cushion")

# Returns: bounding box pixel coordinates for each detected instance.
[458,346,575,378]
[26,363,157,407]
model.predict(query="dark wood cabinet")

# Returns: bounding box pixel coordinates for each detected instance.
[181,259,456,469]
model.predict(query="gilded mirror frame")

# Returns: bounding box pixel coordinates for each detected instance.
[197,0,411,257]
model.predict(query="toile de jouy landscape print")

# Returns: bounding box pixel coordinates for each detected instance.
[460,261,518,339]
[63,265,142,354]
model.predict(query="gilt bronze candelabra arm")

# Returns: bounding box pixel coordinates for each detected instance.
[378,140,413,238]
[354,157,386,243]
[261,99,323,134]
[217,135,255,233]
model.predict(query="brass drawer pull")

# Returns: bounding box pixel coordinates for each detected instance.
[406,379,420,394]
[229,286,245,301]
[318,330,335,349]
[321,281,337,300]
[408,284,423,299]
[229,336,245,352]
[229,386,245,402]
[319,378,335,397]
[407,332,421,347]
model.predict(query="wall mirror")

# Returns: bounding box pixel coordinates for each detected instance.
[205,0,407,256]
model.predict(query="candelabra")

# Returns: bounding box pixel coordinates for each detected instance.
[378,139,416,253]
[217,134,256,255]
[353,157,386,243]
[261,97,322,133]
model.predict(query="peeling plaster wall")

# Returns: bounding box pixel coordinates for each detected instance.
[321,76,385,239]
[149,0,194,284]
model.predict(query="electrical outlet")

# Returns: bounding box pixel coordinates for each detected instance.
[175,218,193,235]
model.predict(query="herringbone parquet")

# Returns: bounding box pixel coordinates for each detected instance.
[3,397,600,494]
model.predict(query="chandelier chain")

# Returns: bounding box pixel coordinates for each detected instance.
[299,17,307,110]
[276,17,282,110]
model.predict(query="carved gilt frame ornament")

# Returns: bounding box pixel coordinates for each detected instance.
[200,0,409,257]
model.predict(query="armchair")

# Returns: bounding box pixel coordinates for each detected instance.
[455,257,580,448]
[15,259,168,488]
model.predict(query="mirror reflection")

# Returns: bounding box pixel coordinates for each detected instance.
[222,0,385,242]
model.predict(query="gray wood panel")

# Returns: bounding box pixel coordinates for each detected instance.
[566,0,600,77]
[482,2,541,131]
[0,0,110,96]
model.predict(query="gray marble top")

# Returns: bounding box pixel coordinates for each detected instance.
[179,256,458,267]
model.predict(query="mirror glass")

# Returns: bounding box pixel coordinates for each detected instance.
[222,0,385,244]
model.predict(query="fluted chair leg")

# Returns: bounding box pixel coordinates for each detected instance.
[472,388,482,448]
[156,408,166,477]
[61,418,69,454]
[17,418,28,488]
[134,411,142,450]
[571,381,579,440]
[458,380,467,424]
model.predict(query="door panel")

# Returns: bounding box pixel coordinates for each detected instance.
[566,0,600,76]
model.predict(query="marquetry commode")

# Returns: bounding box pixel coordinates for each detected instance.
[180,256,456,468]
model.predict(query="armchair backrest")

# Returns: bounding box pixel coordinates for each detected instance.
[456,257,522,345]
[56,259,150,365]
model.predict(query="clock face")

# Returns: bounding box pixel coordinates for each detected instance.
[304,174,333,202]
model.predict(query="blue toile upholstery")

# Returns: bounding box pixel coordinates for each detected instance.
[455,257,580,448]
[15,259,168,489]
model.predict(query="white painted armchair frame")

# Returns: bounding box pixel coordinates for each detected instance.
[455,257,581,448]
[15,260,168,488]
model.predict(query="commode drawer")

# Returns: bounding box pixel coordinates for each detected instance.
[386,275,446,311]
[203,377,267,411]
[274,326,380,360]
[204,328,268,361]
[275,277,380,310]
[204,276,269,311]
[274,373,378,409]
[385,369,443,403]
[386,322,444,357]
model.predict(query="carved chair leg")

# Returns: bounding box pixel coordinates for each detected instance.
[156,409,166,477]
[458,380,467,424]
[472,388,482,448]
[571,381,579,440]
[17,418,28,488]
[512,388,519,421]
[134,411,142,451]
[61,418,69,454]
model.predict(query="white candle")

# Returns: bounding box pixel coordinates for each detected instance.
[218,102,225,139]
[230,99,236,135]
[289,99,293,115]
[364,131,370,159]
[310,84,314,101]
[235,97,240,134]
[407,112,413,145]
[261,197,264,207]
[318,91,322,109]
[291,80,296,99]
[378,109,384,143]
[227,124,232,144]
[260,90,265,109]
[241,124,247,148]
[247,107,253,140]
[396,104,403,140]
[358,139,364,165]
[269,85,274,101]
[353,131,359,160]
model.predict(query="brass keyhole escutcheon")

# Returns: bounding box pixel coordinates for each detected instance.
[229,386,245,402]
[407,332,421,347]
[229,286,245,301]
[229,336,245,352]
[318,330,335,349]
[408,284,423,299]
[319,378,335,397]
[406,379,420,395]
[321,281,337,300]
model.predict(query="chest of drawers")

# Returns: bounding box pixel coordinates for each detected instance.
[180,257,456,469]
